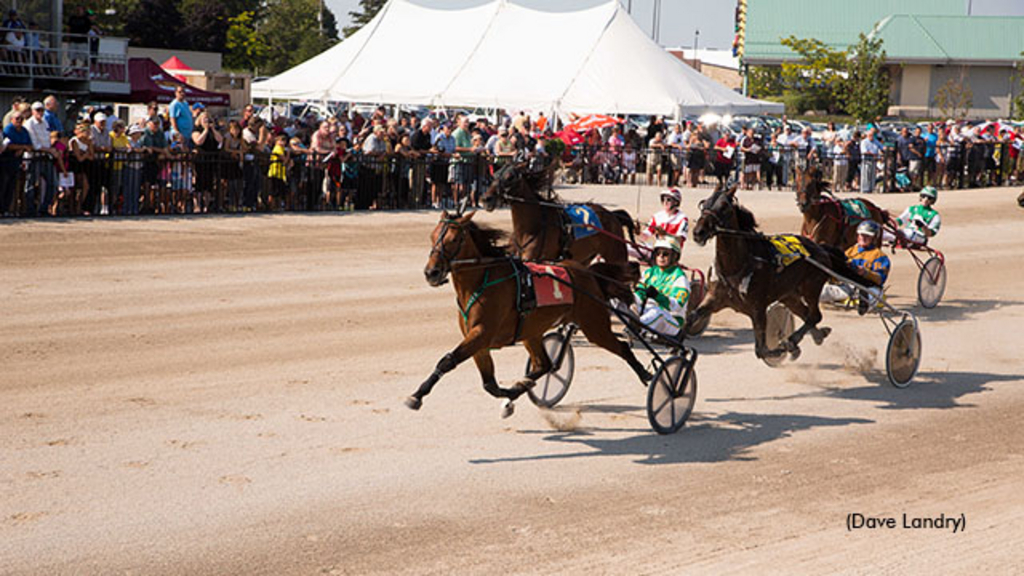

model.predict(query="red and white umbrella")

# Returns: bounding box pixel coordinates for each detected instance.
[565,113,622,132]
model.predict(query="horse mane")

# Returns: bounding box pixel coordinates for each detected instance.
[734,202,759,232]
[464,220,509,258]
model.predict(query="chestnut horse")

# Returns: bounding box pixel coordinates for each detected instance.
[407,210,651,416]
[480,160,636,264]
[687,183,875,361]
[796,166,889,249]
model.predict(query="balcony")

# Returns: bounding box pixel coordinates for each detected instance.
[0,29,129,94]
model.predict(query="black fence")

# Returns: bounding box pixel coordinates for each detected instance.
[0,141,1014,218]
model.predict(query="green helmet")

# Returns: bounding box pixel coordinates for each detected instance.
[920,186,937,200]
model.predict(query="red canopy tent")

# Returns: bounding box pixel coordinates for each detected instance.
[123,58,231,106]
[160,55,193,82]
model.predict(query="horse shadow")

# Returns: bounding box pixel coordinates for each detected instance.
[912,298,1024,323]
[706,368,1018,411]
[469,410,872,466]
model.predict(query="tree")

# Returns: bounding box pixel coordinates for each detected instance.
[746,65,784,99]
[224,10,267,72]
[322,5,339,40]
[843,33,890,122]
[933,67,974,120]
[124,0,185,48]
[182,3,231,53]
[343,0,386,38]
[1010,53,1024,120]
[260,0,337,74]
[779,36,848,113]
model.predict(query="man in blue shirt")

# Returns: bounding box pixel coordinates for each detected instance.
[2,113,34,216]
[923,123,938,186]
[168,86,193,146]
[42,95,63,135]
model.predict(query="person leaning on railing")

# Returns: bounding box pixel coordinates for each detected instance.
[68,122,95,215]
[1,112,34,217]
[192,111,223,213]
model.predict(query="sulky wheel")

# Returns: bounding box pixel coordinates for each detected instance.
[526,331,575,408]
[886,317,922,388]
[917,256,946,309]
[762,302,795,368]
[646,355,697,435]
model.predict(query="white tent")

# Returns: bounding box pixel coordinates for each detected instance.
[252,0,783,116]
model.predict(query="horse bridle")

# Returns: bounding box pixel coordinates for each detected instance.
[429,218,469,283]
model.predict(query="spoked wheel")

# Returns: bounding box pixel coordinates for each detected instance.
[762,302,795,368]
[646,355,697,435]
[886,317,921,388]
[917,256,946,309]
[685,275,710,337]
[526,331,575,408]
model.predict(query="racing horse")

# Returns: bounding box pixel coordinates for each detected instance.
[796,166,890,249]
[687,182,875,361]
[407,209,651,416]
[480,159,637,264]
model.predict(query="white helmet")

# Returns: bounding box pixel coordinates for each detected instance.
[653,235,681,255]
[856,220,880,237]
[920,186,937,200]
[660,188,682,205]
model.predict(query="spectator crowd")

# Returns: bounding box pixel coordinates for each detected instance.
[2,87,1022,219]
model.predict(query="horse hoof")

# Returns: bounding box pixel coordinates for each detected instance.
[789,346,802,361]
[813,326,832,345]
[501,399,515,419]
[404,396,422,411]
[514,379,537,392]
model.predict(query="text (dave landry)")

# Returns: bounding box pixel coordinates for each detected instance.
[846,513,966,533]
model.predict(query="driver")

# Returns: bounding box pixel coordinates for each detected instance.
[632,188,689,260]
[888,186,941,246]
[821,220,891,314]
[633,235,691,336]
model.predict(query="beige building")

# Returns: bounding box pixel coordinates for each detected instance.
[667,48,742,92]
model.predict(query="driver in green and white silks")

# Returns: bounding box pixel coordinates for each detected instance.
[633,235,690,336]
[885,186,941,246]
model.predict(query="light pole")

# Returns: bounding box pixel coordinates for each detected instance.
[693,29,700,69]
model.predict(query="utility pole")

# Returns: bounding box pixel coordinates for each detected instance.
[318,0,324,35]
[693,28,700,69]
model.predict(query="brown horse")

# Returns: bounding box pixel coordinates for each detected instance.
[687,183,875,361]
[480,160,636,264]
[408,210,651,416]
[796,167,890,248]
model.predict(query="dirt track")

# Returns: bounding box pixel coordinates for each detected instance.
[2,185,1023,574]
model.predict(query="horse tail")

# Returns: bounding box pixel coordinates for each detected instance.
[610,209,637,245]
[587,261,639,303]
[820,245,878,289]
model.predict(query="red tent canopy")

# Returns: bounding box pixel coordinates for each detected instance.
[160,56,193,82]
[125,58,230,106]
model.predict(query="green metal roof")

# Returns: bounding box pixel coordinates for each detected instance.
[870,15,1024,64]
[743,0,965,63]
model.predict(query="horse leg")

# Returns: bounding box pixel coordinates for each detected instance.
[522,336,554,381]
[406,326,488,410]
[752,305,786,360]
[686,280,729,327]
[472,349,534,419]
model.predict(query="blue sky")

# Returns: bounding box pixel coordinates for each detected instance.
[324,0,1024,51]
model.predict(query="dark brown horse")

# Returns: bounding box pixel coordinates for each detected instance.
[480,160,636,264]
[407,210,651,416]
[796,167,889,249]
[687,183,875,361]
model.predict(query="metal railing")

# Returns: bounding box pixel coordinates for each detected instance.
[0,141,1014,218]
[0,29,127,82]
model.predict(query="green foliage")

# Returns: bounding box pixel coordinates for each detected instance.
[224,11,268,72]
[343,0,386,38]
[843,33,890,122]
[124,0,185,48]
[933,67,974,120]
[747,66,784,99]
[779,36,848,114]
[1011,54,1024,121]
[182,3,231,53]
[259,0,337,75]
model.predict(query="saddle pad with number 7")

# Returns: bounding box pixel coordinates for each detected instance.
[564,204,602,239]
[524,263,574,307]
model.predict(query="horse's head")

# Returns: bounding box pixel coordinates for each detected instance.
[481,159,527,212]
[692,181,744,246]
[795,166,830,214]
[424,209,476,287]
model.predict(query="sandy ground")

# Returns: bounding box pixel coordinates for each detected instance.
[2,184,1023,575]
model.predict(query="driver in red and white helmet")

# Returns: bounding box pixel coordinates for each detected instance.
[633,187,689,260]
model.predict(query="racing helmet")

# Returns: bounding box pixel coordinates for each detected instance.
[660,188,682,205]
[920,186,938,200]
[653,235,681,255]
[856,220,880,237]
